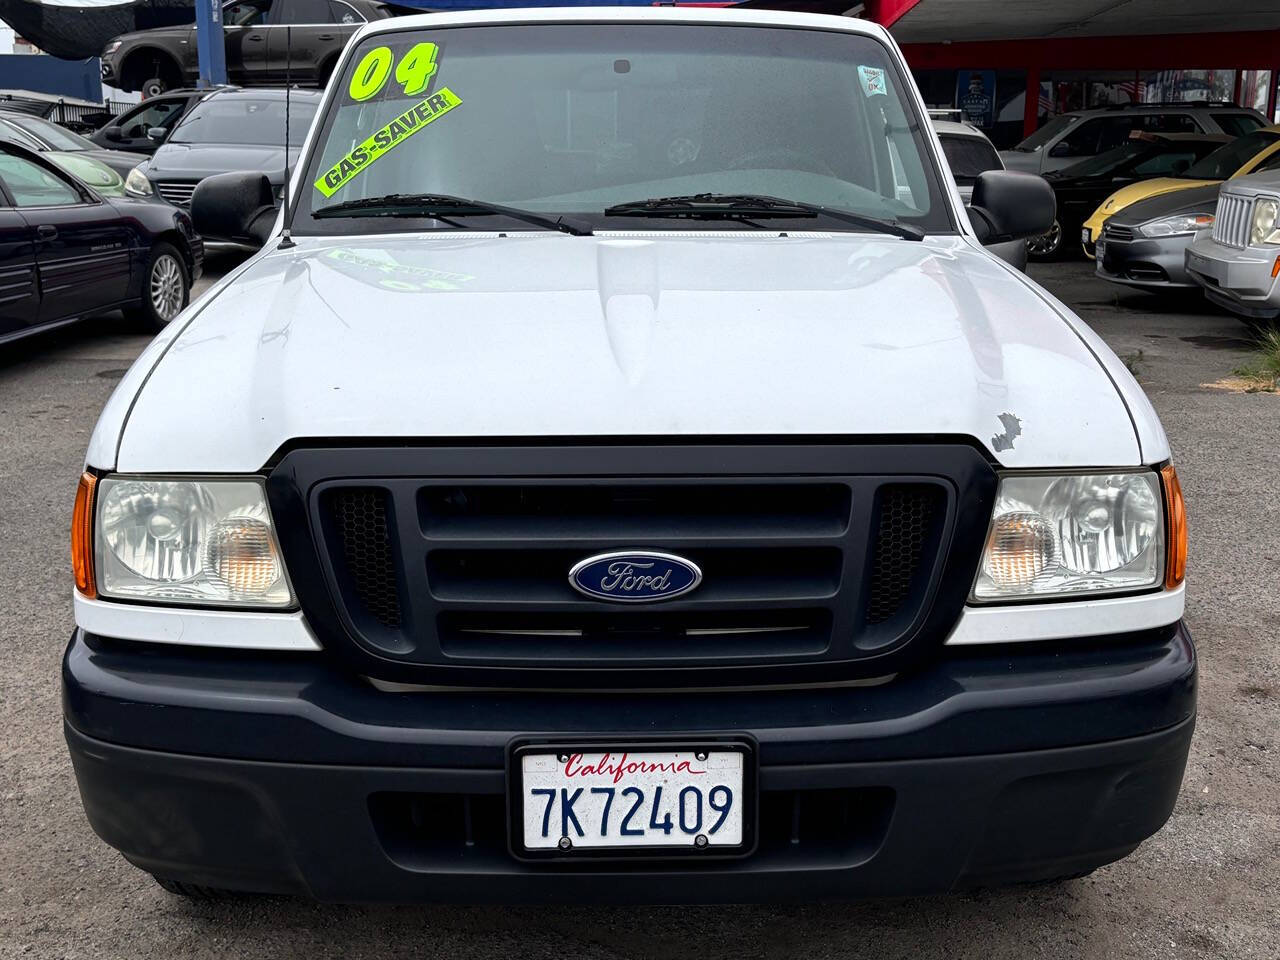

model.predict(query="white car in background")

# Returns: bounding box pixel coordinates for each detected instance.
[932,112,1028,270]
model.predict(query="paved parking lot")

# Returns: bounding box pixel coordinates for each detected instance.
[1,253,1277,959]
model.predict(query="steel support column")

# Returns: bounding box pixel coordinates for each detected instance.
[196,0,228,89]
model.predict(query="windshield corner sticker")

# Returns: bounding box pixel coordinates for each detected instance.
[313,88,462,198]
[858,65,888,97]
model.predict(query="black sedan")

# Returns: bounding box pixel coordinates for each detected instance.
[0,142,203,346]
[0,109,148,180]
[1094,184,1220,291]
[1028,132,1229,260]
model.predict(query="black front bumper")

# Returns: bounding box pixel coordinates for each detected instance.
[63,623,1196,903]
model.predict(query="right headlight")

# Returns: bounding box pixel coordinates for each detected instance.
[124,165,153,197]
[1137,213,1213,238]
[1250,197,1280,246]
[94,477,294,607]
[973,472,1165,602]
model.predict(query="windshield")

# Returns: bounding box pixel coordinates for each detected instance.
[3,113,95,151]
[1057,140,1150,177]
[937,133,1000,183]
[1182,130,1280,180]
[1014,114,1078,152]
[297,23,952,234]
[171,97,317,146]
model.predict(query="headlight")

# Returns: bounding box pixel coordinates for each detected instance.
[95,477,294,607]
[1250,197,1280,246]
[973,472,1165,601]
[103,40,121,56]
[124,165,153,197]
[1138,213,1214,238]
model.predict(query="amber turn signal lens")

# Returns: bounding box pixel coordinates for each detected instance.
[72,472,97,598]
[1161,464,1186,589]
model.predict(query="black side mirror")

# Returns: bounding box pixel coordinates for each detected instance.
[968,171,1057,244]
[146,126,167,142]
[192,171,276,247]
[103,125,124,142]
[1049,142,1074,158]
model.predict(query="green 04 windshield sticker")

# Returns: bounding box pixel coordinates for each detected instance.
[313,88,462,198]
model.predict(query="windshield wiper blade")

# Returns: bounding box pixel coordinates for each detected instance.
[603,193,924,240]
[313,193,592,236]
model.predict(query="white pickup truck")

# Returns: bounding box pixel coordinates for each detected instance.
[66,8,1192,903]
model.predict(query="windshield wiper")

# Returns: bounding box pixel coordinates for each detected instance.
[602,193,924,240]
[313,193,592,236]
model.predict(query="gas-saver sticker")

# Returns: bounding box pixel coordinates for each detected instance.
[313,88,461,198]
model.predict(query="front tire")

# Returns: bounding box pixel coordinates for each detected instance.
[141,76,169,99]
[1027,218,1067,260]
[125,241,189,333]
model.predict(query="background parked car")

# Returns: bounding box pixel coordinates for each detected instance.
[89,90,205,156]
[1186,170,1280,327]
[1027,131,1228,260]
[1093,183,1218,291]
[100,0,395,97]
[46,153,128,197]
[0,141,202,345]
[1080,124,1280,253]
[128,87,319,236]
[931,113,1027,270]
[1001,102,1265,175]
[0,110,147,180]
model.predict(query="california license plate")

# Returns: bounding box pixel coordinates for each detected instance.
[1095,239,1106,259]
[1081,228,1091,244]
[512,744,751,856]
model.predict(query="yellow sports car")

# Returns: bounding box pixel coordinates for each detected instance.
[1082,124,1280,256]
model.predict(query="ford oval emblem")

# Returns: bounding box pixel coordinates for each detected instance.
[568,551,702,603]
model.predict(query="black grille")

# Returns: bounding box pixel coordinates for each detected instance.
[327,487,402,628]
[865,485,942,625]
[278,444,993,687]
[1104,224,1135,242]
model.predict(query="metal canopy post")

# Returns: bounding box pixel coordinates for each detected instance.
[196,0,228,88]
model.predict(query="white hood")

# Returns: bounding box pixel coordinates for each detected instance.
[105,232,1148,472]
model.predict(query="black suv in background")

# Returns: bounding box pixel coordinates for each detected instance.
[89,90,205,155]
[127,87,320,242]
[101,0,395,97]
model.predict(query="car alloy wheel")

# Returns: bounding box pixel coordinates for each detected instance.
[149,253,185,322]
[1027,218,1062,258]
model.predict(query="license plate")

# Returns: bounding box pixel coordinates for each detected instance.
[1095,240,1106,259]
[1081,228,1091,244]
[513,744,750,855]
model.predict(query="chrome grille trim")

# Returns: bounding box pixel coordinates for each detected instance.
[155,180,199,207]
[1212,193,1252,248]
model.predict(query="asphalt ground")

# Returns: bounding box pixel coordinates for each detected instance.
[1,252,1277,959]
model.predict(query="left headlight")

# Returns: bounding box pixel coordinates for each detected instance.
[1138,213,1214,238]
[1250,197,1280,246]
[94,477,294,607]
[124,165,153,197]
[973,472,1165,602]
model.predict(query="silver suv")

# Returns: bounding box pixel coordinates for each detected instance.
[1002,103,1266,175]
[1185,169,1280,322]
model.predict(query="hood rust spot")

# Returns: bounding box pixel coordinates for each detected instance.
[991,412,1022,452]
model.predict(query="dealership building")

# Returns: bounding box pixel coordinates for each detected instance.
[858,0,1280,147]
